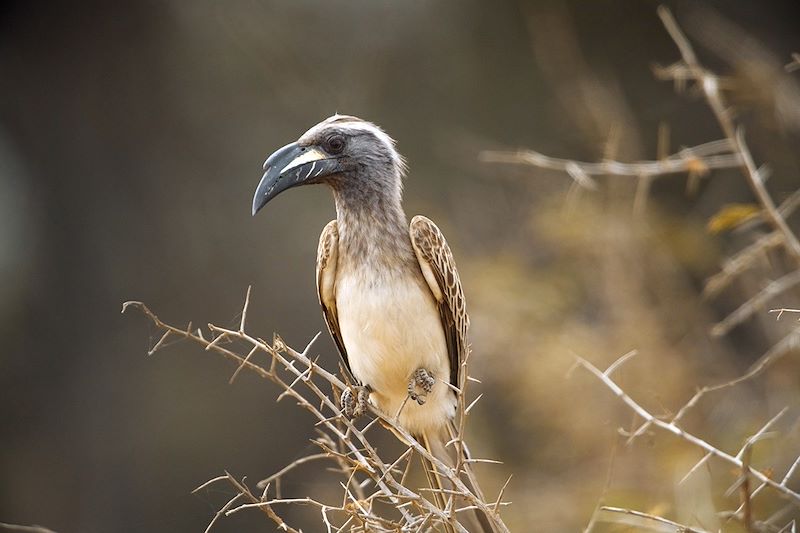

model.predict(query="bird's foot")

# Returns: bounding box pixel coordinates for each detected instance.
[341,385,370,419]
[407,368,436,405]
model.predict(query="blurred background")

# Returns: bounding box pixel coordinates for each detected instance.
[2,1,800,531]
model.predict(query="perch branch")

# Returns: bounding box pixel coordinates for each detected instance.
[123,294,507,532]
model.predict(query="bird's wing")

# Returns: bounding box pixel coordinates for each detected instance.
[409,215,468,388]
[316,220,353,379]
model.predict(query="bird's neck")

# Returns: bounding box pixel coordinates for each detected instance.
[331,182,415,271]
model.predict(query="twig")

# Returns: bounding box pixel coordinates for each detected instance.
[124,294,507,532]
[771,308,800,320]
[575,354,800,505]
[583,440,619,533]
[257,453,332,489]
[732,452,800,520]
[711,270,800,336]
[479,139,742,183]
[203,493,243,533]
[704,232,784,298]
[741,444,754,532]
[224,472,303,533]
[671,327,800,425]
[192,475,230,494]
[598,506,710,533]
[656,5,800,262]
[705,190,800,298]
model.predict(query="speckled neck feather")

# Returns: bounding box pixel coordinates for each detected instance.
[330,167,415,273]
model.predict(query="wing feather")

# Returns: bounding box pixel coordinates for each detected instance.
[316,220,354,379]
[409,215,469,388]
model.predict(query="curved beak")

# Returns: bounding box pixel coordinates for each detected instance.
[252,142,340,216]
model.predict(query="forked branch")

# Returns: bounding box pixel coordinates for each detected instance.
[122,292,509,533]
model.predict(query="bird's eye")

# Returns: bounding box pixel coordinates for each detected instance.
[326,135,345,155]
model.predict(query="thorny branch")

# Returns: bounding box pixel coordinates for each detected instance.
[574,353,800,506]
[122,292,509,533]
[577,8,800,532]
[481,4,800,531]
[118,6,800,533]
[479,138,743,190]
[482,5,800,339]
[580,343,800,532]
[655,6,800,262]
[711,270,800,337]
[596,506,710,533]
[704,191,800,299]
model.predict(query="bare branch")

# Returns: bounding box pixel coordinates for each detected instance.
[204,493,243,533]
[771,308,800,320]
[575,354,800,505]
[711,270,800,337]
[656,5,800,262]
[479,139,742,184]
[598,506,710,533]
[704,232,784,298]
[124,294,508,532]
[257,453,332,489]
[671,326,800,425]
[583,441,619,533]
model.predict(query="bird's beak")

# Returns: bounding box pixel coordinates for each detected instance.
[252,142,341,216]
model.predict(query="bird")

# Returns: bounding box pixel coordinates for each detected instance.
[252,115,492,531]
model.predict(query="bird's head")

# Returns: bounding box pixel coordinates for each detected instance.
[252,115,405,216]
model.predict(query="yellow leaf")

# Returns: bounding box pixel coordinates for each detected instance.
[706,203,760,234]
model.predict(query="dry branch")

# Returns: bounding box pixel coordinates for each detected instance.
[122,293,508,533]
[481,5,800,532]
[590,9,800,531]
[479,138,743,184]
[704,231,784,298]
[655,6,800,262]
[116,6,800,532]
[482,6,800,337]
[597,506,710,533]
[711,270,800,336]
[574,353,800,506]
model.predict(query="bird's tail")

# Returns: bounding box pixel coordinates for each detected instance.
[419,422,496,532]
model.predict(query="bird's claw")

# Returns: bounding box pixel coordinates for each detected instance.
[408,368,436,405]
[341,386,369,419]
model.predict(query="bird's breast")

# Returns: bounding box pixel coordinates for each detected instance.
[335,266,454,433]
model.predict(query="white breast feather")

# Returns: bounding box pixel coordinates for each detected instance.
[336,268,455,435]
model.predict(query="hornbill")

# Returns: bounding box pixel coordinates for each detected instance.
[252,115,493,532]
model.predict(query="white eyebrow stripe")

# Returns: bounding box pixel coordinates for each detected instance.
[297,116,405,175]
[301,120,397,151]
[322,122,394,143]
